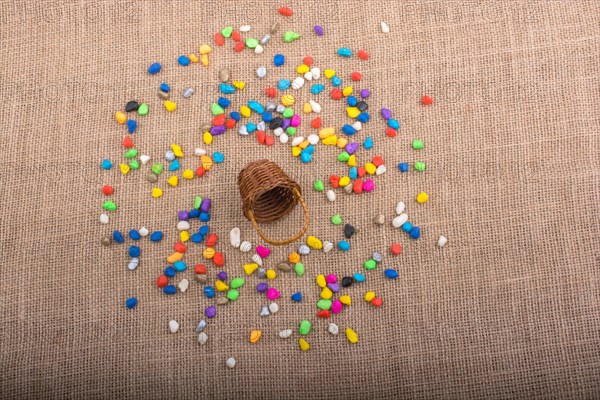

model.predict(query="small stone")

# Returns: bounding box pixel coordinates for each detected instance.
[344,224,356,238]
[381,21,390,33]
[374,214,385,225]
[101,237,111,246]
[269,302,279,314]
[277,262,292,272]
[328,323,339,335]
[183,87,194,98]
[219,69,230,83]
[127,258,139,271]
[99,214,109,224]
[178,278,189,293]
[270,22,279,34]
[438,235,448,247]
[260,305,270,317]
[195,319,207,332]
[168,320,179,333]
[279,329,292,338]
[226,357,236,368]
[256,66,267,78]
[198,332,208,345]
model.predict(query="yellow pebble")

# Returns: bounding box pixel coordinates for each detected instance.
[203,247,215,259]
[266,269,277,280]
[322,135,337,146]
[345,328,359,344]
[316,274,326,288]
[347,155,357,167]
[201,155,213,170]
[339,176,351,187]
[171,144,184,157]
[243,263,259,275]
[199,44,212,55]
[188,54,198,63]
[340,295,352,306]
[120,163,130,175]
[167,175,178,187]
[365,163,377,175]
[336,138,348,148]
[306,235,323,249]
[346,107,360,119]
[416,192,429,204]
[233,81,245,90]
[240,106,251,118]
[342,86,353,97]
[321,287,333,300]
[115,111,127,124]
[166,252,183,264]
[200,54,209,67]
[319,127,335,139]
[289,252,300,263]
[324,69,336,79]
[249,330,262,344]
[365,291,376,302]
[303,102,312,114]
[203,132,213,145]
[151,187,163,198]
[182,169,194,180]
[215,280,229,292]
[180,230,190,242]
[291,147,302,157]
[296,64,310,74]
[298,338,310,351]
[281,94,295,106]
[164,101,177,112]
[298,140,310,149]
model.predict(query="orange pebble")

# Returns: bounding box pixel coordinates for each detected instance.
[358,50,369,60]
[391,243,402,255]
[214,32,225,46]
[231,31,241,41]
[225,119,236,129]
[196,166,206,177]
[213,252,225,267]
[372,155,384,167]
[351,72,362,81]
[372,297,383,307]
[316,310,330,318]
[265,136,275,146]
[330,89,343,100]
[357,166,366,177]
[233,41,244,52]
[212,114,225,126]
[173,242,187,253]
[303,56,313,66]
[122,136,133,148]
[311,117,322,128]
[353,179,363,193]
[279,6,293,16]
[386,127,397,137]
[206,233,218,247]
[329,175,340,188]
[265,87,277,98]
[195,264,207,274]
[421,95,433,105]
[256,130,266,144]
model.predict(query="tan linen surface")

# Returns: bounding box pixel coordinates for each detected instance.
[1,0,599,398]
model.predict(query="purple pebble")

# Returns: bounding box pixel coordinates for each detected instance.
[282,119,291,129]
[178,211,190,221]
[360,89,371,98]
[256,283,268,293]
[314,25,324,36]
[200,198,211,213]
[217,271,227,281]
[205,306,216,318]
[381,108,392,120]
[346,142,359,155]
[327,283,340,293]
[210,125,226,136]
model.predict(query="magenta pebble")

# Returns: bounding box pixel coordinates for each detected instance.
[256,245,271,258]
[266,288,280,300]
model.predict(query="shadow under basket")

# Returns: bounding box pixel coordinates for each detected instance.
[238,159,309,245]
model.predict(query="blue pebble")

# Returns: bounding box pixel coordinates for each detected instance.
[248,100,264,114]
[101,159,113,170]
[164,266,176,277]
[129,229,141,241]
[347,96,358,107]
[220,83,236,94]
[213,152,224,163]
[246,122,257,133]
[363,136,373,149]
[169,159,180,171]
[125,298,138,309]
[126,119,137,134]
[112,230,125,243]
[148,62,161,75]
[278,79,291,90]
[261,112,273,122]
[189,209,200,218]
[384,269,399,279]
[388,118,400,129]
[191,233,204,243]
[402,222,412,233]
[128,245,140,257]
[199,212,210,222]
[199,225,209,235]
[331,76,342,87]
[204,286,215,298]
[303,145,315,155]
[218,97,231,108]
[349,167,358,179]
[338,240,350,251]
[291,292,302,302]
[160,82,170,92]
[337,47,352,57]
[300,153,312,163]
[273,54,285,66]
[311,84,324,94]
[177,55,190,66]
[357,112,370,123]
[353,273,366,283]
[230,112,241,121]
[150,231,163,242]
[409,226,421,239]
[398,162,409,172]
[163,285,176,295]
[342,124,356,135]
[173,261,187,272]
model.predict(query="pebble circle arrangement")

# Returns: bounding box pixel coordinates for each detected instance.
[100,8,448,365]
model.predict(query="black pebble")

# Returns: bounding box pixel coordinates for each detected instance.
[269,117,283,130]
[125,101,139,112]
[341,276,354,288]
[344,224,356,239]
[356,101,368,112]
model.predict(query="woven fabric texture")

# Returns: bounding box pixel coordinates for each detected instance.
[1,0,599,398]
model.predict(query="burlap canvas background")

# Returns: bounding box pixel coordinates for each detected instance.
[1,0,599,398]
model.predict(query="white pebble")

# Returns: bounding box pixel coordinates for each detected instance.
[177,221,190,231]
[238,125,248,135]
[304,71,313,81]
[239,25,251,32]
[182,87,194,98]
[99,213,109,224]
[279,329,292,338]
[229,227,241,248]
[352,121,362,131]
[269,302,279,314]
[195,319,207,332]
[328,323,339,335]
[198,332,208,345]
[376,164,387,175]
[226,357,236,368]
[256,66,267,78]
[252,253,263,266]
[309,100,321,113]
[260,34,271,45]
[392,213,408,228]
[165,150,175,161]
[276,104,286,113]
[260,305,270,317]
[265,102,276,112]
[127,258,139,271]
[326,190,336,202]
[194,148,207,156]
[240,241,252,252]
[273,127,284,137]
[139,227,149,237]
[307,134,320,145]
[256,121,265,131]
[311,67,320,80]
[254,45,264,54]
[178,278,189,293]
[292,136,305,146]
[168,320,179,333]
[298,244,310,255]
[322,241,333,253]
[395,201,405,215]
[438,235,448,247]
[279,133,289,144]
[140,155,150,165]
[381,21,390,33]
[292,77,305,90]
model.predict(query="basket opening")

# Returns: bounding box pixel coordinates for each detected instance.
[252,186,297,222]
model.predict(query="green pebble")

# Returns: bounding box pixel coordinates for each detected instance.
[294,262,305,277]
[230,277,245,289]
[363,259,377,270]
[414,161,426,171]
[102,200,117,211]
[137,103,148,115]
[282,108,294,118]
[338,151,350,162]
[411,139,424,150]
[245,38,259,48]
[221,26,233,38]
[286,127,296,136]
[151,163,163,175]
[226,289,239,301]
[124,149,138,159]
[331,214,342,225]
[211,103,224,116]
[317,299,332,310]
[284,31,300,43]
[299,320,312,335]
[313,180,324,192]
[194,196,203,209]
[129,160,140,170]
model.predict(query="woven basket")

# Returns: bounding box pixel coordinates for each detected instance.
[238,159,309,245]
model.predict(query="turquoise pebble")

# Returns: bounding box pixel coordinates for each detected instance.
[337,47,352,57]
[364,136,373,149]
[247,122,257,132]
[338,240,350,251]
[311,84,324,94]
[349,167,357,179]
[278,79,291,90]
[353,273,365,283]
[173,261,187,272]
[402,222,412,232]
[248,100,264,114]
[388,118,400,129]
[213,152,224,163]
[126,298,138,309]
[384,269,399,279]
[291,292,302,302]
[101,159,112,170]
[169,159,180,171]
[331,76,342,87]
[220,83,236,94]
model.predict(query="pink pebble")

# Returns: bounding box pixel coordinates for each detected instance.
[331,299,342,314]
[291,114,301,127]
[363,179,375,192]
[325,274,337,284]
[256,245,270,258]
[266,288,280,300]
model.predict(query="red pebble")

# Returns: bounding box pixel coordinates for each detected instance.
[213,252,224,267]
[372,155,384,167]
[311,117,322,129]
[265,135,275,146]
[329,175,340,188]
[206,233,218,247]
[212,114,226,126]
[225,119,236,129]
[122,136,133,148]
[421,95,433,105]
[391,243,402,255]
[278,6,293,16]
[371,297,383,307]
[316,310,330,318]
[330,88,343,100]
[196,166,206,177]
[194,264,207,274]
[353,179,363,194]
[102,185,113,195]
[233,41,245,52]
[386,127,397,137]
[231,31,241,41]
[351,72,362,81]
[173,242,187,253]
[156,275,168,288]
[256,130,266,144]
[214,32,225,46]
[265,87,277,98]
[357,166,366,177]
[358,50,369,60]
[303,56,313,66]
